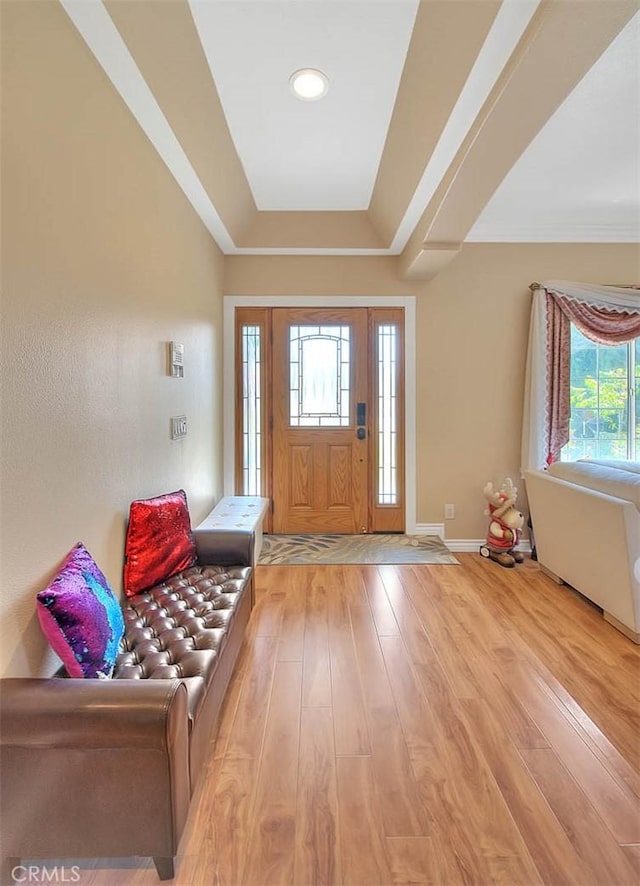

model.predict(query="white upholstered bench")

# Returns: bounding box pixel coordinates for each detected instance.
[192,496,270,569]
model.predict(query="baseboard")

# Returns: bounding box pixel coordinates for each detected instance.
[414,525,532,555]
[414,523,445,538]
[445,539,485,552]
[539,563,563,584]
[603,611,640,644]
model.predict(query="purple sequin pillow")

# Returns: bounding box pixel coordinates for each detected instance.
[36,542,124,679]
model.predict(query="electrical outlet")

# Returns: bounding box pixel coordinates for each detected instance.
[444,503,455,520]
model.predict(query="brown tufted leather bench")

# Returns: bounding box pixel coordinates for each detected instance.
[116,563,254,798]
[118,567,249,683]
[0,514,263,882]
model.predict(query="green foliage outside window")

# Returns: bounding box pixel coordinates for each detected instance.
[562,326,639,461]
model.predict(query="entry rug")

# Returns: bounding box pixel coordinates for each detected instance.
[258,534,459,566]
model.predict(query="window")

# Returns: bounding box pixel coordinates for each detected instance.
[562,325,639,461]
[289,325,350,427]
[376,323,398,505]
[240,324,263,494]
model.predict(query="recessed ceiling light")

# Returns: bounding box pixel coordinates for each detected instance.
[289,68,329,101]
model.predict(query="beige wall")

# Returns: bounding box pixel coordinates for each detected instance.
[2,3,638,679]
[417,243,639,540]
[1,1,225,677]
[225,244,640,540]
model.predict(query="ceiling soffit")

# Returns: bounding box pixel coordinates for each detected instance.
[369,0,501,245]
[104,0,255,244]
[190,0,419,213]
[467,11,640,244]
[61,0,637,264]
[400,0,639,279]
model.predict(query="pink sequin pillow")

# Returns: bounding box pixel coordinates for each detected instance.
[123,489,196,597]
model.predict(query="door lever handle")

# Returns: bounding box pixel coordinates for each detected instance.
[356,427,367,440]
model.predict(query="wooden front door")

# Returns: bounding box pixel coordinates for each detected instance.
[234,305,405,535]
[272,308,369,533]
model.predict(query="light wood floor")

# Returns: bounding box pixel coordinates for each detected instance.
[83,556,640,884]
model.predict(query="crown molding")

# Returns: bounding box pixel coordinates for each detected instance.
[466,224,640,243]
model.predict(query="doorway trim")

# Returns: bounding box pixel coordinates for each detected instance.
[223,295,417,533]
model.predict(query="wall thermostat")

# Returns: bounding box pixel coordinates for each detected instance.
[169,341,184,378]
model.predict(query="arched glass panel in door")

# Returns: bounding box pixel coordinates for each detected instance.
[289,325,351,427]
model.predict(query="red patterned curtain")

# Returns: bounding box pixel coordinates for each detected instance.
[545,295,570,464]
[544,292,640,465]
[555,295,640,344]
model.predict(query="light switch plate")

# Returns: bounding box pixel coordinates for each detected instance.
[171,415,187,439]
